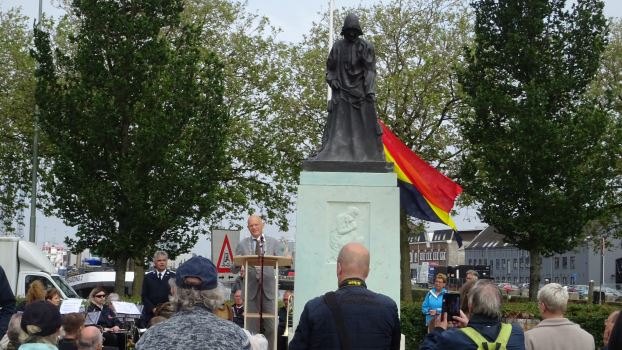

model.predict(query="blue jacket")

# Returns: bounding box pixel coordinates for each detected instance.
[419,314,525,350]
[421,288,446,326]
[289,284,400,350]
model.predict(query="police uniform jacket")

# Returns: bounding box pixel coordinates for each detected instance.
[141,269,174,321]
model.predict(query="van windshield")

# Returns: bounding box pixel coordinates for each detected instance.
[52,275,79,298]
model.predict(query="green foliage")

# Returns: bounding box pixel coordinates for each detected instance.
[32,0,228,289]
[182,0,305,229]
[565,303,617,347]
[0,8,36,233]
[458,0,621,296]
[401,302,428,350]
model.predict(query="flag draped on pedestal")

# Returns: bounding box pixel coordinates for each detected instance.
[379,120,462,237]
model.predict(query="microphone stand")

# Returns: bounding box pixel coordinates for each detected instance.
[258,236,265,334]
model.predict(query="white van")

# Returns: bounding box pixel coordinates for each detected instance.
[0,236,79,299]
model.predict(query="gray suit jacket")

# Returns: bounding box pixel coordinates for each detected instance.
[234,235,283,300]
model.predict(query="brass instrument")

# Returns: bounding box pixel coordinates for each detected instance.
[282,293,294,337]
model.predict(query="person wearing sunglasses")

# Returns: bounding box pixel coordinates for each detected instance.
[87,287,125,350]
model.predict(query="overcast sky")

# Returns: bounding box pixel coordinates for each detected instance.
[1,0,620,251]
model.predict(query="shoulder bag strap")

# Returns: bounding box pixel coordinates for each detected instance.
[323,291,351,350]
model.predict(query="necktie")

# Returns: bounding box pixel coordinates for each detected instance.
[255,239,260,255]
[158,272,162,280]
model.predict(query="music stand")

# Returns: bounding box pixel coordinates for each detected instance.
[84,311,101,326]
[111,301,142,348]
[233,255,292,350]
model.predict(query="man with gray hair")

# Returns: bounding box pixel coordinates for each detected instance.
[136,256,250,350]
[419,279,524,350]
[465,270,479,282]
[524,283,594,350]
[141,250,175,325]
[77,326,103,350]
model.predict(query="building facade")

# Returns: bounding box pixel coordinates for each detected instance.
[465,226,622,287]
[409,229,481,282]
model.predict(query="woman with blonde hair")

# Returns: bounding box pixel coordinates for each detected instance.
[25,281,46,305]
[86,287,125,350]
[421,273,448,333]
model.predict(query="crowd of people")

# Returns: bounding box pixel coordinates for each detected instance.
[419,270,622,350]
[2,213,622,350]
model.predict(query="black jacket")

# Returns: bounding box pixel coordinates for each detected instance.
[0,265,16,336]
[141,269,174,322]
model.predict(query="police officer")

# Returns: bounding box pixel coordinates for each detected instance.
[141,251,174,325]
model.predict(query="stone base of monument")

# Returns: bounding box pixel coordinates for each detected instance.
[302,160,394,173]
[292,171,400,330]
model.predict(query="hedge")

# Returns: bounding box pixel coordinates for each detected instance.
[400,299,619,350]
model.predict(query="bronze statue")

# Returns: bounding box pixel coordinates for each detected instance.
[304,13,391,172]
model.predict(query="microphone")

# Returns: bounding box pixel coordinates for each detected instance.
[260,236,265,255]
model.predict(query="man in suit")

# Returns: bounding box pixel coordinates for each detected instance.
[141,250,175,326]
[235,214,284,349]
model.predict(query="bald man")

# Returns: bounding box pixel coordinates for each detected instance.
[289,243,400,350]
[234,214,284,349]
[78,326,104,350]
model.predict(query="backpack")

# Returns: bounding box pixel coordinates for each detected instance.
[460,323,512,350]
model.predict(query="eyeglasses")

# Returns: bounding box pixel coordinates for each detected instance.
[94,294,106,298]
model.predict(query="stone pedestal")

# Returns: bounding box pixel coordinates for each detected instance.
[292,171,400,329]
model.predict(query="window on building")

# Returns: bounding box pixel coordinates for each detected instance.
[484,259,487,266]
[468,258,472,265]
[562,276,567,285]
[562,257,567,269]
[427,252,432,260]
[519,258,523,268]
[433,251,439,260]
[502,259,506,268]
[496,259,500,268]
[440,251,446,260]
[569,256,575,269]
[554,257,560,269]
[413,252,418,262]
[478,259,482,265]
[525,256,530,267]
[513,259,517,268]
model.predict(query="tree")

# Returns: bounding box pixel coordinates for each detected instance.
[32,0,228,294]
[287,0,471,301]
[584,18,622,245]
[182,0,305,229]
[458,0,621,299]
[0,8,36,234]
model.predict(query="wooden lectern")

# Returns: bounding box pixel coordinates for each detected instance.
[233,255,292,350]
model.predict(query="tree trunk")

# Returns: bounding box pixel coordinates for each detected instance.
[132,257,145,298]
[529,249,541,301]
[114,256,128,295]
[400,208,413,303]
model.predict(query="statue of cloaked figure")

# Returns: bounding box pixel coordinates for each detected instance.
[304,13,391,172]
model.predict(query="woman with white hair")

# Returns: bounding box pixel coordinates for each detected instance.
[524,283,594,350]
